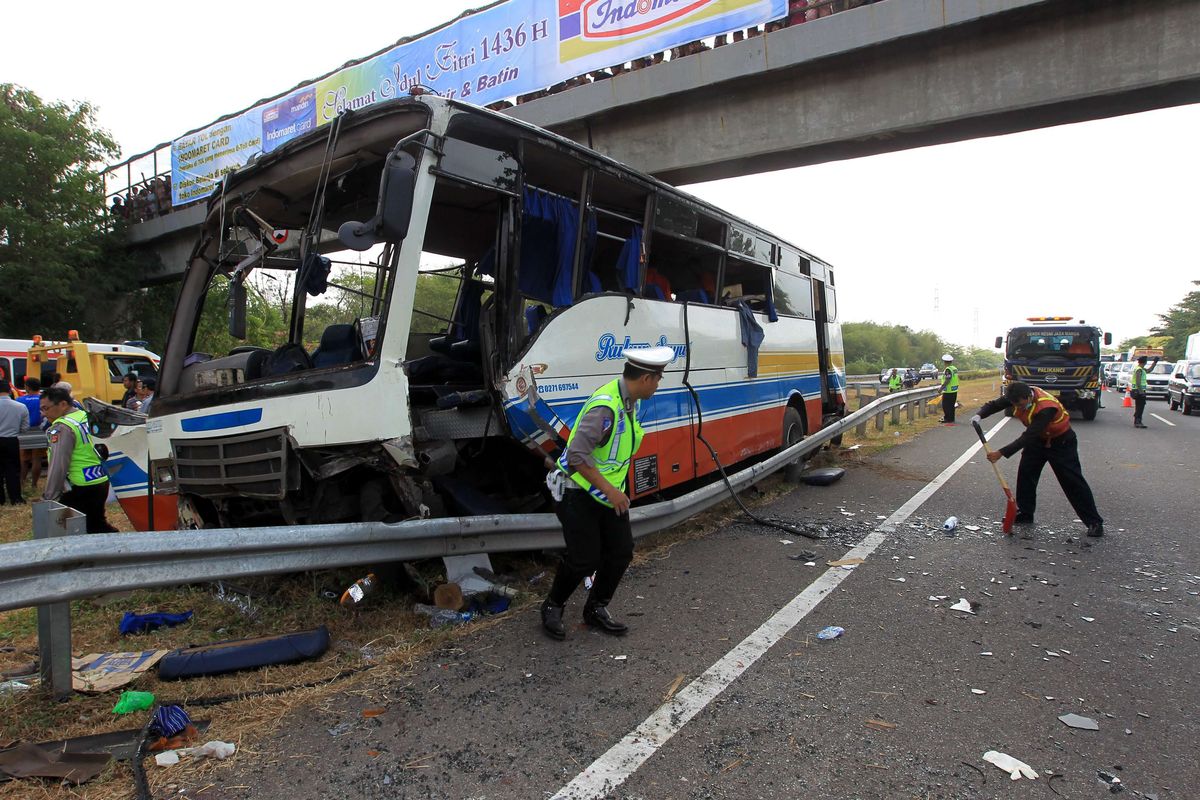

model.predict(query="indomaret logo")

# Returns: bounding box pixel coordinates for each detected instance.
[581,0,716,39]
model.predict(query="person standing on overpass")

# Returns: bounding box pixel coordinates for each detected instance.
[540,346,674,641]
[971,381,1104,538]
[1130,355,1150,428]
[940,353,959,423]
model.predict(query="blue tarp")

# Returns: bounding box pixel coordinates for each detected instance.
[119,611,193,636]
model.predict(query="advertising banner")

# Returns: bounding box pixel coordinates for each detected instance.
[172,0,785,206]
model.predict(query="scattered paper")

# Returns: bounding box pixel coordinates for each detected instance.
[1058,713,1099,730]
[778,539,794,545]
[71,650,169,693]
[971,689,987,695]
[827,558,865,567]
[613,655,627,661]
[950,599,975,614]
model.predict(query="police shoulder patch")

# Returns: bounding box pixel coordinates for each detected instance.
[48,430,60,444]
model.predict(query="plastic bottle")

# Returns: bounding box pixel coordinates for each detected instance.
[340,573,378,608]
[943,516,958,531]
[413,603,476,628]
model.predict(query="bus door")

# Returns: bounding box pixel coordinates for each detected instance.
[812,278,831,407]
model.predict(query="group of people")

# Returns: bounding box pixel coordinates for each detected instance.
[121,372,156,414]
[109,175,172,223]
[0,379,119,532]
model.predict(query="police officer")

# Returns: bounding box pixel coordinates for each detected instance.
[540,346,674,640]
[39,386,116,533]
[1130,355,1150,428]
[940,353,959,423]
[887,368,902,393]
[971,381,1104,538]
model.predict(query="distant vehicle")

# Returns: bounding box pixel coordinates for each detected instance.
[1117,359,1171,399]
[918,362,939,379]
[1187,331,1200,362]
[0,335,158,400]
[995,316,1111,420]
[1103,361,1126,387]
[1167,360,1200,414]
[1126,346,1166,362]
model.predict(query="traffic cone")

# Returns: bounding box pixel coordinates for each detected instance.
[1122,390,1133,408]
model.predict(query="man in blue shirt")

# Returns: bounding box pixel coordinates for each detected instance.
[17,377,45,492]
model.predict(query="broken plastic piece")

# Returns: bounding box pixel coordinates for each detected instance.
[800,467,846,486]
[983,750,1039,780]
[112,690,155,715]
[816,626,844,640]
[1058,713,1099,730]
[949,599,976,614]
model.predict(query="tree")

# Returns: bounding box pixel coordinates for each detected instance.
[0,84,156,340]
[1152,280,1200,361]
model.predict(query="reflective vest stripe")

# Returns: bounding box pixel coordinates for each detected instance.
[1013,387,1070,440]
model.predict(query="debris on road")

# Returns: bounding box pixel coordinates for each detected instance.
[111,690,155,714]
[1058,713,1099,730]
[72,649,169,693]
[983,750,1039,780]
[0,742,111,785]
[158,626,330,679]
[943,516,958,531]
[971,689,987,695]
[800,467,846,485]
[827,557,865,567]
[864,718,897,730]
[118,610,194,635]
[949,599,977,614]
[816,626,845,640]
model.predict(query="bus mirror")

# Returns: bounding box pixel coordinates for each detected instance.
[1104,332,1112,346]
[338,150,416,251]
[228,280,248,340]
[994,336,1003,349]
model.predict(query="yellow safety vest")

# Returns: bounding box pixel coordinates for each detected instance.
[943,365,959,394]
[48,409,107,487]
[557,378,645,507]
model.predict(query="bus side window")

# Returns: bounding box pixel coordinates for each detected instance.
[722,258,772,311]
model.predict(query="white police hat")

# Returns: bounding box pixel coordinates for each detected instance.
[626,345,674,374]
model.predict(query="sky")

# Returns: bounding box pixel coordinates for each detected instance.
[3,0,1196,350]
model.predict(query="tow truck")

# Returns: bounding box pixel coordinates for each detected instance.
[26,331,159,404]
[995,316,1112,420]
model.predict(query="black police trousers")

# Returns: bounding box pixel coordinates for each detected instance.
[62,481,118,533]
[1132,391,1147,424]
[942,391,957,422]
[547,489,633,608]
[1014,429,1102,526]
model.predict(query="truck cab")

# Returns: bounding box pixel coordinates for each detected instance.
[995,317,1111,420]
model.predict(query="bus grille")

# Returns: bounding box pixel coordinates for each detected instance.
[173,427,289,499]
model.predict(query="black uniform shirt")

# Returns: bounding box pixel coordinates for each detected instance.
[978,396,1062,458]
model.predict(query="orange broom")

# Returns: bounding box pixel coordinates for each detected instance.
[973,420,1017,534]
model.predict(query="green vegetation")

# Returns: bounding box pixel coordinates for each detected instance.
[842,321,1002,374]
[1151,281,1200,361]
[0,84,161,340]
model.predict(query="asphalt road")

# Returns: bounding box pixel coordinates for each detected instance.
[207,397,1199,800]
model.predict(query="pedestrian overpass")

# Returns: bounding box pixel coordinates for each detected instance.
[122,0,1200,281]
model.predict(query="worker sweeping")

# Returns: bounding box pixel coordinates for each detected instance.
[970,382,1104,538]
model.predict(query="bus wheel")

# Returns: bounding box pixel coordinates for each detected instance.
[782,407,806,481]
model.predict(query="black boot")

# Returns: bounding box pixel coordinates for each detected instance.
[541,599,566,640]
[583,603,628,636]
[1086,522,1105,538]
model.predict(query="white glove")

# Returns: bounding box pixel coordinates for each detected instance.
[970,414,982,427]
[983,750,1039,781]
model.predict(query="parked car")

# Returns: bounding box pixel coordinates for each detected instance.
[1104,361,1126,387]
[1167,360,1200,414]
[918,362,939,380]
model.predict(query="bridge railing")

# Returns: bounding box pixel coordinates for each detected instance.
[2,384,939,696]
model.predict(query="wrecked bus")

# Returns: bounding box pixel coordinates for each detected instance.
[145,94,846,529]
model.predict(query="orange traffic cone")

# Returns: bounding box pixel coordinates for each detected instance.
[1122,390,1133,408]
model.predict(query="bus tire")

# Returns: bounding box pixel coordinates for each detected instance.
[821,412,844,448]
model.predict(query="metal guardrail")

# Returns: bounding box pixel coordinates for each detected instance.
[2,384,940,613]
[2,385,938,696]
[19,432,48,450]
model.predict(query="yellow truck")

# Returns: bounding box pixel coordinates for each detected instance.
[26,331,159,405]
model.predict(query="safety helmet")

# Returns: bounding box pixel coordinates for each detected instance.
[941,353,954,362]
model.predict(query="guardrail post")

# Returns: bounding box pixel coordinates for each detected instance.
[874,411,884,432]
[907,400,915,422]
[33,501,85,699]
[918,397,927,418]
[890,405,901,426]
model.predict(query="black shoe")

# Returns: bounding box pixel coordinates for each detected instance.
[1086,523,1105,538]
[541,599,566,640]
[1134,422,1147,429]
[583,604,628,636]
[1013,514,1035,525]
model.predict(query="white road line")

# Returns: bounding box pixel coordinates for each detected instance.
[550,417,1012,800]
[1149,413,1176,427]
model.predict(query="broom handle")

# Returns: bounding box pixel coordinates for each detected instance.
[973,421,1013,494]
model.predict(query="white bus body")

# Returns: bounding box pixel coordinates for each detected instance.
[147,96,846,529]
